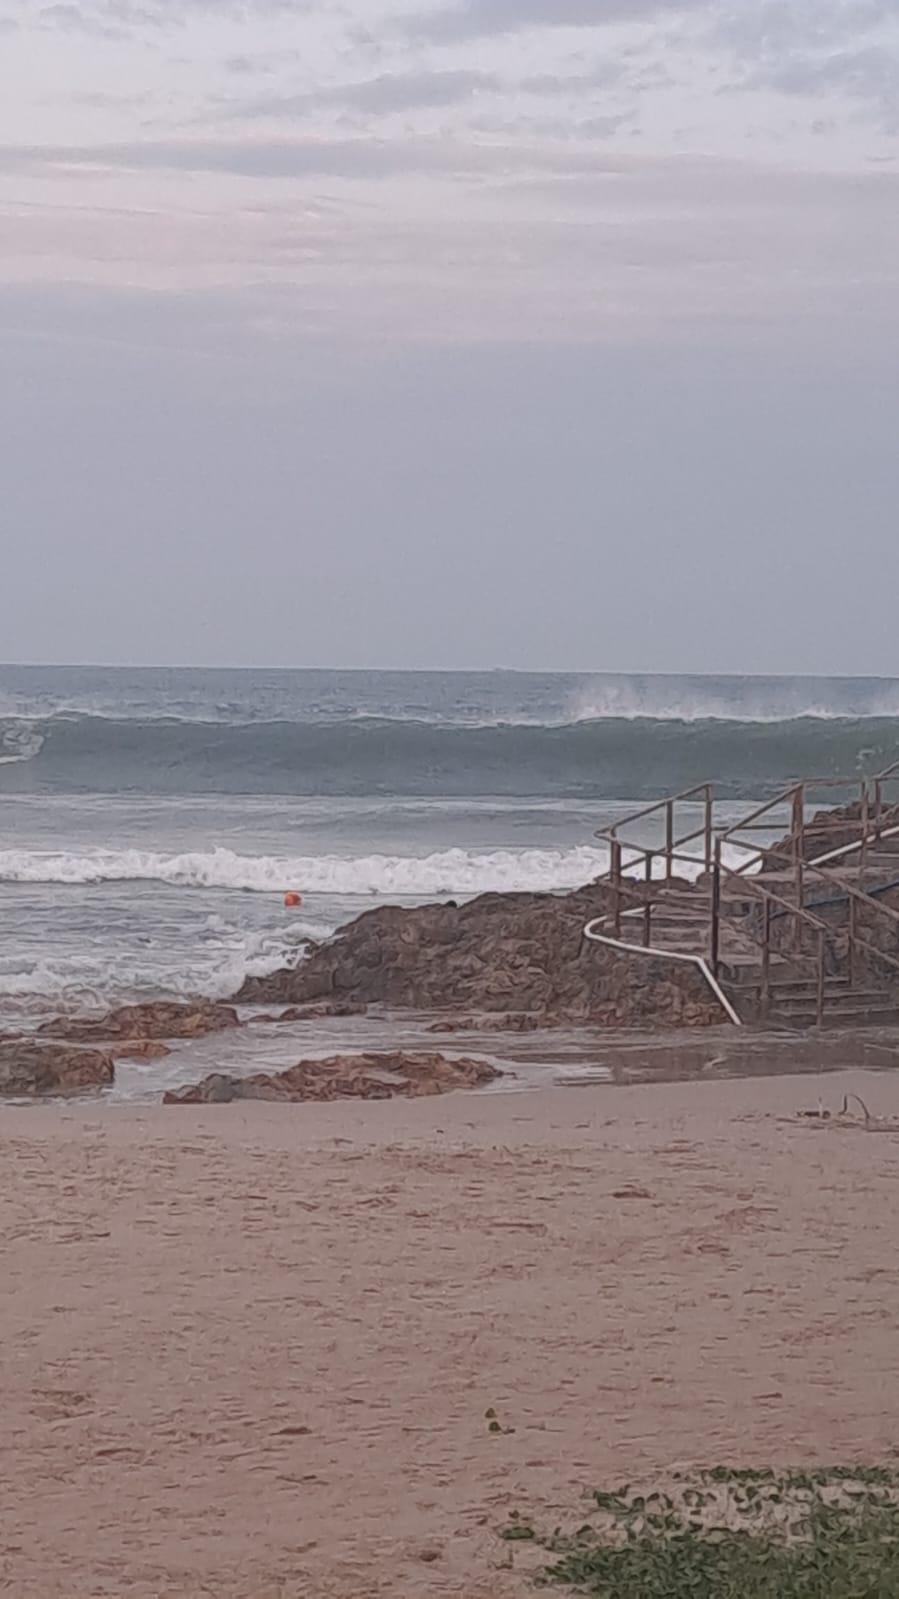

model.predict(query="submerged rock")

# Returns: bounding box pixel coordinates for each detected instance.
[427,1014,544,1034]
[38,1001,240,1044]
[247,1002,369,1024]
[0,1040,114,1097]
[234,884,723,1028]
[112,1038,172,1061]
[163,1050,501,1105]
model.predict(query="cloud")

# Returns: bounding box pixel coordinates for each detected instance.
[238,68,500,120]
[403,0,703,42]
[711,1,899,124]
[757,45,899,121]
[232,59,632,122]
[0,134,640,182]
[30,0,312,35]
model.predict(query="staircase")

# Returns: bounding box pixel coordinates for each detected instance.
[587,769,899,1030]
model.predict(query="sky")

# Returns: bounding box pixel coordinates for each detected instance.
[1,0,898,672]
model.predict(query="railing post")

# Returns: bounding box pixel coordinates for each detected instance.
[860,782,870,880]
[761,897,772,1021]
[704,787,713,876]
[611,838,622,939]
[848,894,858,988]
[665,801,674,882]
[643,851,653,948]
[710,839,721,978]
[790,783,806,921]
[816,930,826,1027]
[791,784,805,912]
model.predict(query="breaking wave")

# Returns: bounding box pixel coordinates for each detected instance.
[1,711,898,800]
[0,844,614,897]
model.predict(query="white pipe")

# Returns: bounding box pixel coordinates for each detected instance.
[809,821,899,869]
[582,918,743,1028]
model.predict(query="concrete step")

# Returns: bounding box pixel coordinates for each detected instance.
[768,1007,899,1030]
[772,995,893,1017]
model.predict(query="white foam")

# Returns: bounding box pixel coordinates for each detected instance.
[0,726,45,765]
[0,913,325,1021]
[0,843,616,896]
[567,679,899,725]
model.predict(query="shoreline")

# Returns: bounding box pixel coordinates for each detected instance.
[4,1069,899,1597]
[5,1008,899,1105]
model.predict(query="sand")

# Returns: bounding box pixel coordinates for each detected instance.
[4,1069,899,1599]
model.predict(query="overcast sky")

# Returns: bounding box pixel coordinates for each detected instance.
[1,0,898,672]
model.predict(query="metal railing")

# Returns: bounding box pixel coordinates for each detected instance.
[596,784,713,942]
[590,761,899,1025]
[714,841,899,1022]
[719,765,899,879]
[591,839,846,1024]
[582,916,743,1028]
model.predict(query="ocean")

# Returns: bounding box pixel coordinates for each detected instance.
[3,664,899,1029]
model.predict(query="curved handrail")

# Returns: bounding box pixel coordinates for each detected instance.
[582,918,743,1027]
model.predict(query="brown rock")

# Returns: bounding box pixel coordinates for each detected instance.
[274,1002,368,1022]
[0,1040,114,1098]
[427,1014,543,1035]
[38,1001,240,1044]
[164,1051,501,1105]
[112,1038,172,1061]
[233,883,724,1029]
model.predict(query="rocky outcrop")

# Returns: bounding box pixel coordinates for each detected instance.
[248,1002,369,1025]
[0,1040,114,1097]
[163,1051,501,1105]
[234,884,724,1028]
[111,1038,172,1061]
[427,1014,544,1034]
[764,798,899,870]
[38,1001,240,1044]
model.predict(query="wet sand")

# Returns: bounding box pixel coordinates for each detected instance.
[4,1069,899,1598]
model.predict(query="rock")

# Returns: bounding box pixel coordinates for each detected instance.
[0,1040,114,1097]
[427,1014,543,1034]
[112,1038,172,1061]
[38,1001,240,1044]
[163,1051,501,1105]
[274,1002,368,1022]
[233,884,723,1028]
[765,798,899,869]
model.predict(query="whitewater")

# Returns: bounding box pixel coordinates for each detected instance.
[2,663,899,1023]
[0,843,611,896]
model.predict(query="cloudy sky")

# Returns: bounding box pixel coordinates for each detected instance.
[2,0,898,671]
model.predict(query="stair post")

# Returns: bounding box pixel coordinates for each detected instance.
[761,897,772,1021]
[792,784,805,923]
[816,930,826,1027]
[710,839,721,979]
[643,851,653,948]
[611,838,622,939]
[665,801,674,882]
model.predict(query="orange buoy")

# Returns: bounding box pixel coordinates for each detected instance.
[284,892,303,909]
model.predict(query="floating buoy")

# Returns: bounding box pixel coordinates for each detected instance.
[284,892,303,908]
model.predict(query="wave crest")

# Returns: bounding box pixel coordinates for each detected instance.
[0,844,615,896]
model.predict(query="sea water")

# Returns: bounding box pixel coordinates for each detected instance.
[2,664,899,1026]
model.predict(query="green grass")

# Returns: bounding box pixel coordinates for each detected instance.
[502,1468,899,1598]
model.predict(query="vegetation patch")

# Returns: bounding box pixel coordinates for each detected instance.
[501,1467,899,1598]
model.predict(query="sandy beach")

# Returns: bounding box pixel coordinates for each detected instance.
[2,1069,898,1598]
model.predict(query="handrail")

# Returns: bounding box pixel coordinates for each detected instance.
[599,783,713,837]
[583,918,743,1027]
[587,762,899,1029]
[810,821,899,870]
